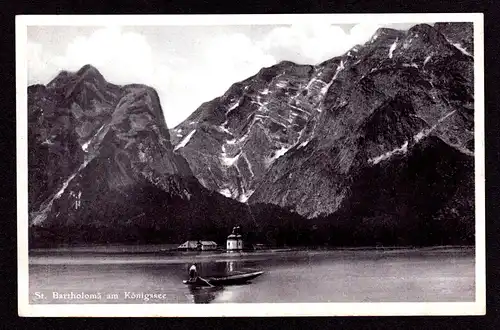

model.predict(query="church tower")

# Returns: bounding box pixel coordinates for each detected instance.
[226,226,243,251]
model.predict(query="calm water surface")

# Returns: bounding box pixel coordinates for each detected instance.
[29,247,475,303]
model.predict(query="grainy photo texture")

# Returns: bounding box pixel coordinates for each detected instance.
[17,14,485,316]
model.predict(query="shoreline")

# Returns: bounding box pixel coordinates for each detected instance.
[29,244,475,255]
[28,246,475,266]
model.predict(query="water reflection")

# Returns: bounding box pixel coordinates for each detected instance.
[188,286,224,304]
[183,260,250,278]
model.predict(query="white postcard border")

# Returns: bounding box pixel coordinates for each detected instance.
[16,13,485,317]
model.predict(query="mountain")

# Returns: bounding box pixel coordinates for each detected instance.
[170,61,318,202]
[28,22,475,247]
[171,22,475,244]
[28,65,255,247]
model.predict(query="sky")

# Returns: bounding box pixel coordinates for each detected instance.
[27,22,417,128]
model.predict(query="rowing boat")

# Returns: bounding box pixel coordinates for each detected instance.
[183,271,264,287]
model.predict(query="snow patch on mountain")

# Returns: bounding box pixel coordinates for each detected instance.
[317,61,344,100]
[304,72,323,90]
[369,141,409,165]
[174,129,196,151]
[272,146,290,160]
[239,189,255,203]
[220,152,241,167]
[237,131,251,144]
[253,100,270,113]
[219,188,233,198]
[42,138,54,146]
[442,36,473,58]
[31,157,93,225]
[81,124,105,152]
[289,103,309,114]
[388,39,398,58]
[276,81,288,88]
[402,37,413,49]
[414,110,458,142]
[413,130,427,142]
[298,140,310,148]
[218,124,232,135]
[453,43,473,57]
[402,63,419,68]
[55,160,90,199]
[332,60,345,80]
[228,102,239,111]
[225,97,242,117]
[369,109,458,166]
[423,55,433,66]
[243,153,255,177]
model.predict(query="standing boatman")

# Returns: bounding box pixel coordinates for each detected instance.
[187,264,214,287]
[188,264,198,281]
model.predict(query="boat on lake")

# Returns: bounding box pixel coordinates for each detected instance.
[183,270,264,287]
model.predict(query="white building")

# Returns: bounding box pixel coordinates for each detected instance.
[226,226,243,251]
[178,240,218,251]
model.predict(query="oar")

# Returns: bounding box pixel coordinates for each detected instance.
[198,276,215,287]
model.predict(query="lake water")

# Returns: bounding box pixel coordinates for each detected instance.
[29,247,475,304]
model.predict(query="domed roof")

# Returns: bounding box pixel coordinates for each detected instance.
[228,226,242,239]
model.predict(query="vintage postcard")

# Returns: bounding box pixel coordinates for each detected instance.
[17,13,485,317]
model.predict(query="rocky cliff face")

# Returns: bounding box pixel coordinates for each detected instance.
[28,65,253,246]
[172,22,475,230]
[170,61,318,202]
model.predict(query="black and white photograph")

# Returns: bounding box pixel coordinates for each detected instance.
[16,14,485,316]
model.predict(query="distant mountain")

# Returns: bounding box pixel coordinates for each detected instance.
[28,65,255,246]
[171,23,474,243]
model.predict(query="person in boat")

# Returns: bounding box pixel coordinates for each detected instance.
[188,264,198,281]
[188,264,214,287]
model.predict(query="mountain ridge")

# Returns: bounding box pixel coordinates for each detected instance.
[171,22,474,221]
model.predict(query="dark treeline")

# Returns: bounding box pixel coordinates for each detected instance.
[29,201,474,249]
